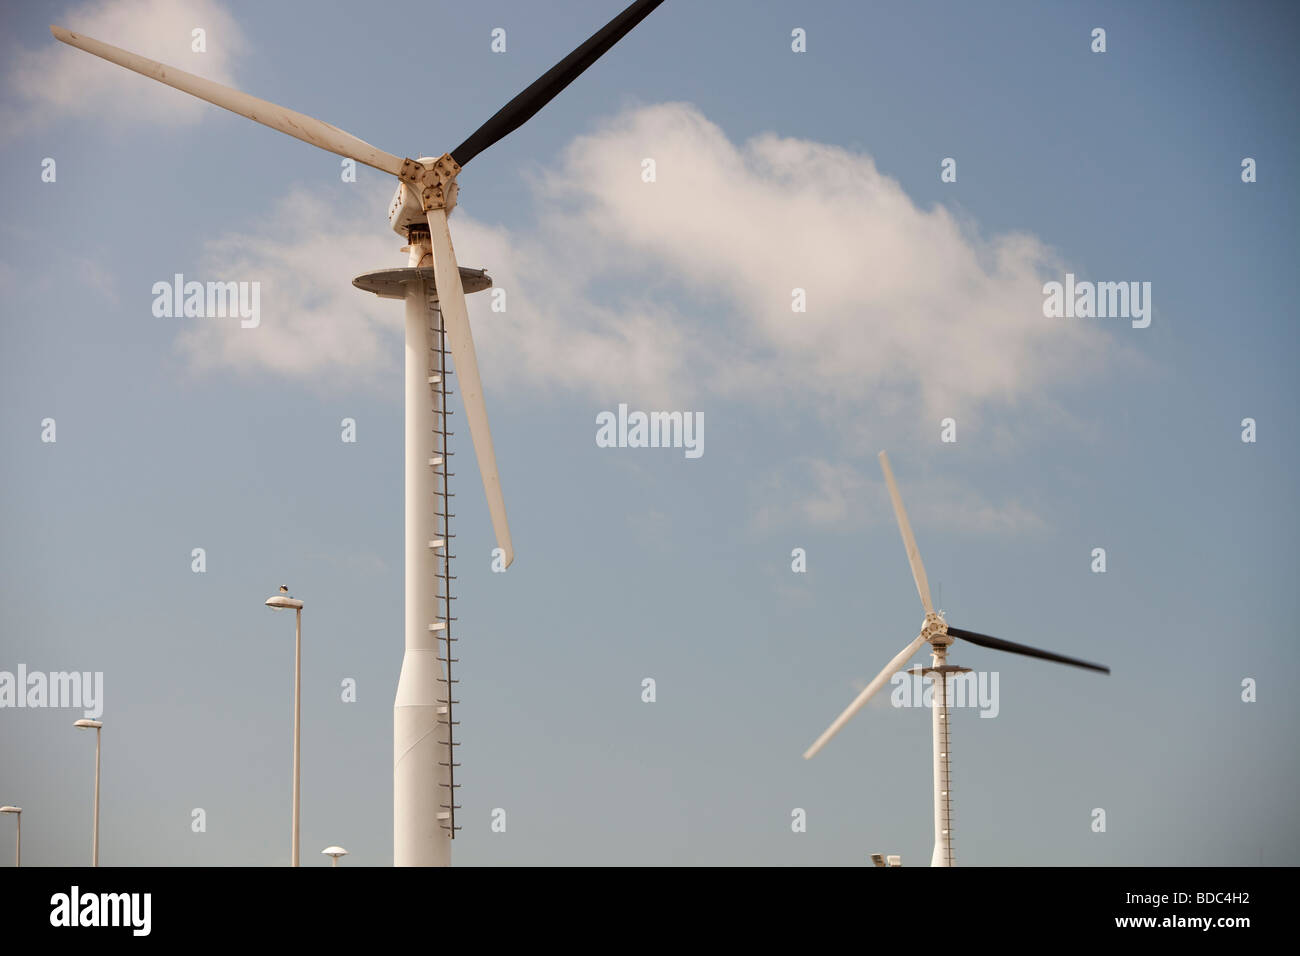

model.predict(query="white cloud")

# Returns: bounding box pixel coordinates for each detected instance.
[176,184,398,391]
[534,103,1114,418]
[436,212,695,407]
[167,102,1115,422]
[756,457,1047,537]
[3,0,244,133]
[923,483,1046,535]
[755,459,872,531]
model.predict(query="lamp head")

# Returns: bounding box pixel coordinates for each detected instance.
[265,590,304,610]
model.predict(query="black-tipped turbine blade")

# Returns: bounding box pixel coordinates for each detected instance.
[946,627,1110,674]
[451,0,665,167]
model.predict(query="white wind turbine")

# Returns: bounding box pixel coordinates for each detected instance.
[804,451,1109,866]
[52,0,667,866]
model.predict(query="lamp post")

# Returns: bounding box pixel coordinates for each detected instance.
[322,845,349,867]
[74,719,102,866]
[0,807,20,867]
[266,586,304,867]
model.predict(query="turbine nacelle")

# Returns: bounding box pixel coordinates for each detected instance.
[921,612,950,646]
[389,156,459,235]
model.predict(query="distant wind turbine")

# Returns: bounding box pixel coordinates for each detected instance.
[804,452,1109,866]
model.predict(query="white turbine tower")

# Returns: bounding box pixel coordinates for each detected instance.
[52,0,667,867]
[804,451,1110,866]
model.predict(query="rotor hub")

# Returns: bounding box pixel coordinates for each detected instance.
[389,155,460,236]
[922,612,951,646]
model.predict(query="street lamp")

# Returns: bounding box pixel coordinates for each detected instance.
[74,719,103,866]
[265,585,304,867]
[321,846,349,867]
[0,807,20,867]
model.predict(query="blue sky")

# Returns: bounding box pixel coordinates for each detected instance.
[1,0,1296,866]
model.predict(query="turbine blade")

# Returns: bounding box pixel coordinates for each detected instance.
[946,627,1110,674]
[425,208,514,568]
[803,634,927,760]
[450,0,665,166]
[49,26,406,177]
[878,451,934,614]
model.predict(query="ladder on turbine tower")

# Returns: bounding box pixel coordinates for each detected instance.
[912,659,967,867]
[428,293,462,837]
[936,669,954,866]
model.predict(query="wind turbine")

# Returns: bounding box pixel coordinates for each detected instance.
[803,451,1109,866]
[51,0,667,866]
